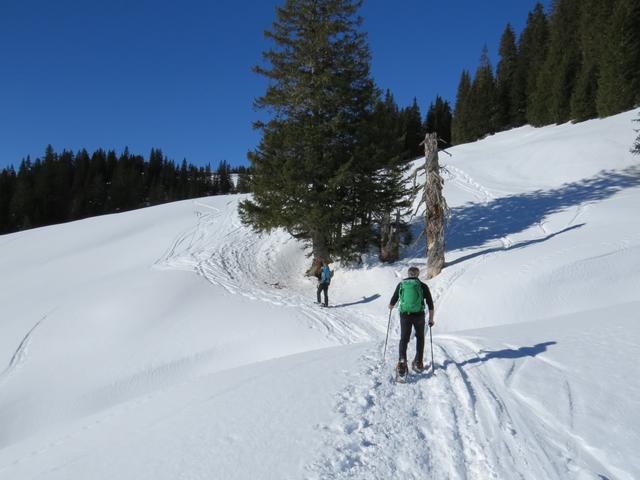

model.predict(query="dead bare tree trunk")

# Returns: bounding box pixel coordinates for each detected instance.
[424,132,447,279]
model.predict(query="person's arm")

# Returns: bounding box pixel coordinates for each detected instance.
[388,283,401,310]
[423,282,435,326]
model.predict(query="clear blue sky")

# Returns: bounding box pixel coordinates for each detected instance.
[0,0,550,169]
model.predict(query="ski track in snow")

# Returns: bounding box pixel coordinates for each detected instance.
[0,314,49,388]
[155,199,381,344]
[306,337,621,480]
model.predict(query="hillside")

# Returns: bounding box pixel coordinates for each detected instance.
[1,109,639,479]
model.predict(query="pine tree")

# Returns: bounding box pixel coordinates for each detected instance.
[467,46,497,140]
[239,0,396,269]
[529,0,582,126]
[495,24,518,129]
[570,0,615,121]
[452,70,472,144]
[400,98,424,160]
[217,160,233,194]
[370,91,404,164]
[424,95,452,149]
[517,2,549,126]
[0,166,16,233]
[9,158,35,230]
[69,149,90,219]
[597,0,640,117]
[87,149,107,215]
[361,90,412,261]
[235,166,252,194]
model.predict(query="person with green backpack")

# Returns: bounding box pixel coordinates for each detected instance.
[388,266,435,379]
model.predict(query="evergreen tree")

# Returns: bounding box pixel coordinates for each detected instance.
[217,160,233,194]
[368,90,405,166]
[597,0,640,117]
[69,149,90,219]
[235,165,252,194]
[467,46,497,139]
[452,70,472,144]
[87,149,108,215]
[570,0,614,121]
[529,0,582,126]
[424,95,452,149]
[239,0,398,267]
[400,98,424,160]
[357,92,411,260]
[8,158,35,229]
[0,166,16,233]
[495,24,519,129]
[517,2,549,125]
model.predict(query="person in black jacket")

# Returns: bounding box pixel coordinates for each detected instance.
[389,266,435,375]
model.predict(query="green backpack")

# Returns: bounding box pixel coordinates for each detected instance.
[399,279,424,314]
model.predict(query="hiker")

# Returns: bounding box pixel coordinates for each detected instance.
[316,261,332,307]
[389,266,435,377]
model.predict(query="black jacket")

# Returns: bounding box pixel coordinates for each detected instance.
[390,278,434,312]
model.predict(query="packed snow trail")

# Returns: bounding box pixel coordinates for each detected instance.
[307,334,629,480]
[155,198,383,344]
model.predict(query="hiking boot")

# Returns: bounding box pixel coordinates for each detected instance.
[396,360,408,377]
[412,360,424,372]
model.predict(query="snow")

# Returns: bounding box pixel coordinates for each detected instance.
[1,109,639,479]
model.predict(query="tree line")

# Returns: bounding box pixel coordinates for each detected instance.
[453,0,640,144]
[0,145,251,234]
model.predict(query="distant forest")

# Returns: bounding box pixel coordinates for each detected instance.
[0,146,251,234]
[452,0,640,144]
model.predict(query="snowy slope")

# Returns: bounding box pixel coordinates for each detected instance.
[0,109,639,479]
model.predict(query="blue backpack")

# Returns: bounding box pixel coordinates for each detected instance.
[320,266,332,284]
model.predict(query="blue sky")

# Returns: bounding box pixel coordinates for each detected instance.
[0,0,550,169]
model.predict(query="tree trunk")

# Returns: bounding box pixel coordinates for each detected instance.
[424,132,447,279]
[306,230,330,277]
[380,211,400,262]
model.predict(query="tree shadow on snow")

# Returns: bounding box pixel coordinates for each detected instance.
[440,341,557,371]
[446,223,584,267]
[446,166,640,252]
[332,294,381,308]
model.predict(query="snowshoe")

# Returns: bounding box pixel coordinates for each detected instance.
[412,360,425,373]
[395,361,408,383]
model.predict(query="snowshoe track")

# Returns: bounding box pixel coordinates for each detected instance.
[307,337,620,479]
[155,199,380,344]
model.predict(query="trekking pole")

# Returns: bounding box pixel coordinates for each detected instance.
[429,323,435,375]
[382,309,392,362]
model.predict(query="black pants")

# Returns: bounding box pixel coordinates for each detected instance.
[317,282,329,306]
[399,312,425,363]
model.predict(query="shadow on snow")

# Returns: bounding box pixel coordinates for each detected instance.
[332,294,381,308]
[440,341,557,371]
[446,223,584,267]
[446,166,640,252]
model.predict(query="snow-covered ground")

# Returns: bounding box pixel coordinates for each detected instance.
[1,109,639,479]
